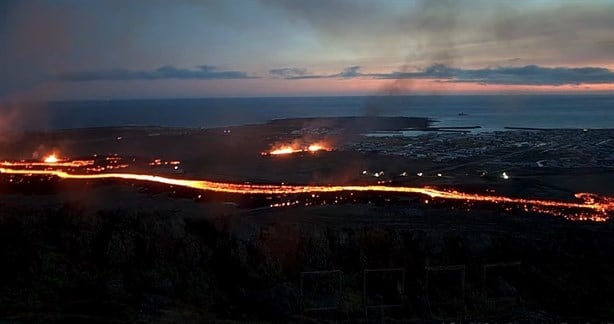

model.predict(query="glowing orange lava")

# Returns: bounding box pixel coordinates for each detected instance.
[1,165,612,222]
[269,146,303,155]
[1,159,95,168]
[307,144,325,152]
[44,154,59,163]
[265,142,331,155]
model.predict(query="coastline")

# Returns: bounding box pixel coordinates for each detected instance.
[2,95,612,132]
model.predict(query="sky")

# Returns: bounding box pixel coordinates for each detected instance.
[1,0,614,99]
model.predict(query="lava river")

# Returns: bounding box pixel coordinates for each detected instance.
[1,166,612,222]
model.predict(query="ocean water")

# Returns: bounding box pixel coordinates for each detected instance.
[4,95,613,132]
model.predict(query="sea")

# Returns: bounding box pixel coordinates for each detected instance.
[3,95,613,133]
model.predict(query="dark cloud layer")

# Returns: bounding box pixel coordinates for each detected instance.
[376,64,614,85]
[268,68,308,78]
[57,65,257,81]
[273,64,614,86]
[269,66,364,80]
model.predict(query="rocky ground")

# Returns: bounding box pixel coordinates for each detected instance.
[1,121,613,322]
[1,186,614,322]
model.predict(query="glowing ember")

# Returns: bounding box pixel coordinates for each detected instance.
[44,154,59,163]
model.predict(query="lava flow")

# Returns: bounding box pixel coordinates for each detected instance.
[263,142,331,155]
[1,158,95,168]
[1,156,613,222]
[44,154,59,163]
[268,146,303,155]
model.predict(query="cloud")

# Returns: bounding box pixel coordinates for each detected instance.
[339,66,362,78]
[262,0,614,68]
[57,65,258,81]
[271,63,614,86]
[374,64,614,85]
[4,0,614,99]
[269,67,308,78]
[270,65,366,80]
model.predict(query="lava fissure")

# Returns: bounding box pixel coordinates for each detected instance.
[1,164,612,222]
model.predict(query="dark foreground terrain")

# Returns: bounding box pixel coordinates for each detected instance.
[1,119,613,322]
[1,186,613,322]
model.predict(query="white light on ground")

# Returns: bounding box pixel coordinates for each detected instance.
[502,172,509,180]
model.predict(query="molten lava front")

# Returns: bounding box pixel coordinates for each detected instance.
[44,154,59,163]
[269,146,303,155]
[263,142,331,155]
[307,144,325,152]
[1,155,613,222]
